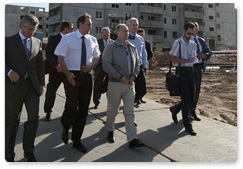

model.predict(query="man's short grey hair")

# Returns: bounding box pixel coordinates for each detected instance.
[101,27,110,34]
[21,15,39,27]
[127,17,138,25]
[116,24,127,31]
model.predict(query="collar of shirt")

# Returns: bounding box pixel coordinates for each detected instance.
[60,32,64,37]
[19,30,31,50]
[75,29,87,39]
[103,39,109,44]
[115,39,128,46]
[19,30,30,41]
[129,32,137,38]
[180,36,194,46]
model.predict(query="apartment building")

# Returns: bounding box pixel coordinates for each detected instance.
[5,4,49,41]
[48,3,237,50]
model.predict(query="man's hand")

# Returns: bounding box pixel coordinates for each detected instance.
[129,75,136,85]
[81,65,92,73]
[40,85,44,96]
[65,72,76,86]
[120,76,129,84]
[56,64,63,72]
[198,53,206,60]
[8,70,20,82]
[144,68,147,76]
[187,56,197,63]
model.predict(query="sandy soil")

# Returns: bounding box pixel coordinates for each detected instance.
[145,68,237,126]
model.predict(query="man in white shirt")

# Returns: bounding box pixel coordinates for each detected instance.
[169,22,198,136]
[55,13,100,153]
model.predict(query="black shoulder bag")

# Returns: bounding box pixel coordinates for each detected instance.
[166,41,181,96]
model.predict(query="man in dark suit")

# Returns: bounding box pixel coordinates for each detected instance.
[5,15,45,162]
[93,27,114,109]
[44,21,73,121]
[169,22,212,123]
[137,28,153,104]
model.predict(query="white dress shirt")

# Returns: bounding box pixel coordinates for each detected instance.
[54,30,101,71]
[169,36,197,67]
[19,30,31,51]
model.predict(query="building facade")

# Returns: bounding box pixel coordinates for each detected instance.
[5,4,49,41]
[48,3,236,50]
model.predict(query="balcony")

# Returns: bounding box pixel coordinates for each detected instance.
[184,3,203,7]
[184,11,203,19]
[140,20,163,28]
[49,3,61,10]
[48,14,61,25]
[139,5,163,14]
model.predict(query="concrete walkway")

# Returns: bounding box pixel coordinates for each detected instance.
[12,78,237,162]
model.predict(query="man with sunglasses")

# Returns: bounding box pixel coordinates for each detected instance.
[169,22,198,136]
[44,21,74,121]
[169,22,212,125]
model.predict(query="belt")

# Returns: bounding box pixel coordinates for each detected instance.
[180,67,193,70]
[23,77,30,80]
[194,63,202,67]
[70,70,91,75]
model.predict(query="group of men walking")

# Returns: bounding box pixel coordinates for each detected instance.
[5,13,210,162]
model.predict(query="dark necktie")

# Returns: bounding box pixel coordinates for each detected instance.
[105,40,109,47]
[81,36,86,67]
[194,37,200,56]
[23,38,30,78]
[23,38,30,60]
[129,34,135,40]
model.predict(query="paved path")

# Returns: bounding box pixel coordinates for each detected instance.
[11,78,237,162]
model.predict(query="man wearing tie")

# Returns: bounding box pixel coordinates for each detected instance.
[93,27,114,109]
[55,13,100,153]
[169,22,212,122]
[44,21,74,121]
[127,18,148,106]
[5,15,45,162]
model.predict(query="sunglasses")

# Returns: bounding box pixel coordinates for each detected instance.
[186,32,193,35]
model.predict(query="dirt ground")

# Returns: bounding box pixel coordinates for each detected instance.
[145,68,237,126]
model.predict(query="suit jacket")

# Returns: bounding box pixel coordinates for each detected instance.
[102,39,139,82]
[198,37,212,71]
[97,38,114,65]
[5,33,45,97]
[145,40,153,60]
[44,33,62,73]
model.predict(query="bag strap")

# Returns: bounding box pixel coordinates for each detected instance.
[169,40,181,73]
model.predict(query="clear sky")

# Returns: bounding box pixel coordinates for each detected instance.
[7,3,49,11]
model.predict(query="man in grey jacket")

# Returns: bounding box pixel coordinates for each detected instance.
[102,24,145,148]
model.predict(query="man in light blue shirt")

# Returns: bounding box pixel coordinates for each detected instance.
[127,18,148,106]
[169,22,198,136]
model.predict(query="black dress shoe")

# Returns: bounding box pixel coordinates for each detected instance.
[24,152,37,162]
[186,129,197,136]
[169,107,179,123]
[62,127,69,145]
[45,112,51,121]
[73,142,87,153]
[129,139,145,148]
[192,115,201,121]
[140,99,146,104]
[6,157,14,162]
[94,103,99,109]
[107,131,115,143]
